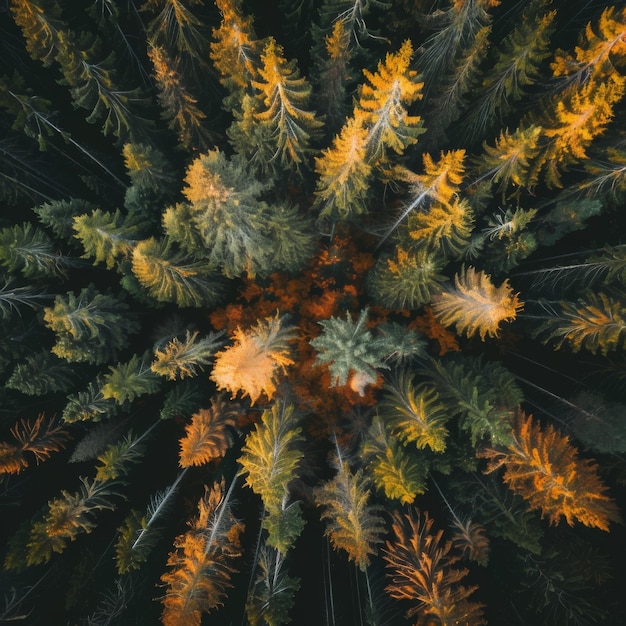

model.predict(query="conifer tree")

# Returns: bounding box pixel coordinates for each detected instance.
[160,480,244,625]
[148,43,212,150]
[431,266,523,340]
[362,415,429,503]
[239,37,322,170]
[313,451,386,571]
[211,314,296,404]
[43,285,139,364]
[151,329,224,380]
[480,411,621,531]
[383,509,486,625]
[170,149,316,277]
[239,401,306,553]
[209,0,263,108]
[131,237,223,307]
[178,396,238,467]
[0,413,69,475]
[73,208,137,269]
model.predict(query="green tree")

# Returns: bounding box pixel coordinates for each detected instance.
[313,451,386,571]
[101,352,161,404]
[131,237,223,307]
[239,401,305,554]
[0,222,71,279]
[6,349,77,396]
[43,285,139,364]
[73,208,137,269]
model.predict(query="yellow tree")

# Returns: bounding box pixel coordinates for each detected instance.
[431,266,523,340]
[551,6,626,82]
[10,0,63,64]
[248,37,323,169]
[473,124,543,194]
[142,0,210,70]
[210,313,296,404]
[160,480,245,625]
[0,414,69,476]
[314,114,372,220]
[356,39,424,164]
[380,149,468,246]
[210,0,262,107]
[540,74,626,186]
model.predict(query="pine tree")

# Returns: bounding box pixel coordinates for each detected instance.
[539,73,626,187]
[73,208,137,269]
[362,415,429,503]
[383,509,486,625]
[178,396,238,467]
[151,329,224,380]
[211,314,296,404]
[245,544,300,626]
[142,0,211,71]
[463,5,556,141]
[24,477,121,566]
[101,352,161,404]
[379,371,449,453]
[0,413,69,475]
[131,237,223,307]
[313,452,386,571]
[148,43,212,150]
[6,349,77,396]
[367,246,447,310]
[311,308,390,394]
[313,115,372,221]
[550,6,626,83]
[536,291,626,355]
[160,480,245,625]
[210,0,262,108]
[239,401,305,553]
[357,39,424,164]
[62,376,119,424]
[431,266,523,340]
[172,149,316,277]
[0,222,71,279]
[472,125,543,194]
[480,411,621,531]
[43,285,139,364]
[244,37,322,170]
[379,149,467,245]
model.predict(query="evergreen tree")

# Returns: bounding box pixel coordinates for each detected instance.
[43,285,139,364]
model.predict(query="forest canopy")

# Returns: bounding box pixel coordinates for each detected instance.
[1,1,626,624]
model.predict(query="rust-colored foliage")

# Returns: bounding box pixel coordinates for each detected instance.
[160,481,244,625]
[179,396,239,467]
[384,509,486,626]
[411,306,461,356]
[0,413,69,475]
[480,411,621,531]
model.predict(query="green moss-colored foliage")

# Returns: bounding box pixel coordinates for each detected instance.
[2,1,626,624]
